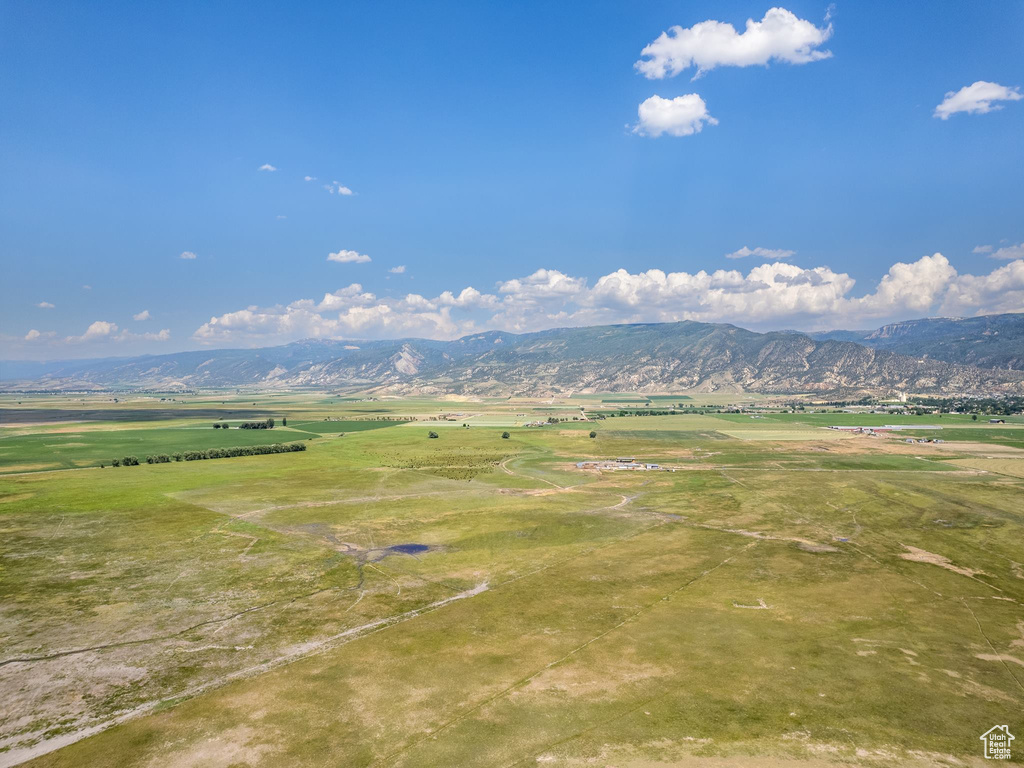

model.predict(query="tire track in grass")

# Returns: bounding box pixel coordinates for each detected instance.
[960,597,1024,694]
[0,583,491,768]
[0,580,343,669]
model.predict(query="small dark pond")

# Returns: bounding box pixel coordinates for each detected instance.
[387,543,430,555]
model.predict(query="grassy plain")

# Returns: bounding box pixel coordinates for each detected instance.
[0,392,1022,767]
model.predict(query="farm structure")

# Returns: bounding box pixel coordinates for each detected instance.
[827,424,943,433]
[576,458,675,472]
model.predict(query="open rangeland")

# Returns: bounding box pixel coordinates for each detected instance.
[1,394,1022,767]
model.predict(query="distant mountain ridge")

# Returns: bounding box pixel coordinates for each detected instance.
[3,316,1022,396]
[810,313,1024,371]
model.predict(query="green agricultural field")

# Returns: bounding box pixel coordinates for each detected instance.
[0,425,320,473]
[0,395,1022,767]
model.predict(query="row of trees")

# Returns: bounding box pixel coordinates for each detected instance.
[109,442,307,467]
[239,418,275,429]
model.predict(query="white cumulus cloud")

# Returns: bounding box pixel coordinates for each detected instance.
[258,163,277,172]
[60,321,171,346]
[941,259,1024,316]
[327,249,371,264]
[180,251,197,260]
[636,7,833,80]
[66,321,118,344]
[133,310,151,321]
[934,81,1022,119]
[634,94,717,137]
[189,253,1024,347]
[389,265,406,274]
[323,181,354,195]
[304,175,317,181]
[193,284,491,345]
[36,301,55,309]
[121,328,171,342]
[725,246,795,260]
[988,243,1024,261]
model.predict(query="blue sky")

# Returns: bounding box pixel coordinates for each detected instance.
[2,1,1022,360]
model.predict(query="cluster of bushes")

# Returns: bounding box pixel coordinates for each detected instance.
[212,422,230,429]
[238,418,275,430]
[111,442,306,467]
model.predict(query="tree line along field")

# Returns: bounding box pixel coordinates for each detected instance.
[0,417,400,474]
[0,393,1022,767]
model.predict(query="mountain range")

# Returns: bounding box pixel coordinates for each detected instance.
[3,313,1023,397]
[808,313,1024,371]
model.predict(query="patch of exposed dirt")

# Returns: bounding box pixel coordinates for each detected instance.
[733,598,772,610]
[976,653,1024,667]
[899,545,984,578]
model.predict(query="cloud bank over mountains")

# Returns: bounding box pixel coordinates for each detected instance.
[186,253,1023,347]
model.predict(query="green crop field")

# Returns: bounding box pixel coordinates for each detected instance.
[1,393,1022,768]
[0,426,322,473]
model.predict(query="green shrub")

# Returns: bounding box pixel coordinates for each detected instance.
[589,431,597,438]
[501,431,510,439]
[428,431,439,439]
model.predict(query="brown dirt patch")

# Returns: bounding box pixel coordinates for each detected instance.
[899,546,984,578]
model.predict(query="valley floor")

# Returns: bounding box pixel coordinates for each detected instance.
[1,393,1022,767]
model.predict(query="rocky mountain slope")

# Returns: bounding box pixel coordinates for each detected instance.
[5,318,1023,396]
[810,312,1024,371]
